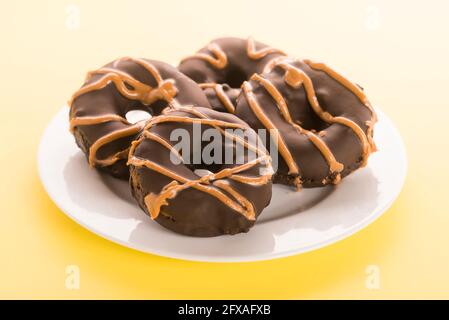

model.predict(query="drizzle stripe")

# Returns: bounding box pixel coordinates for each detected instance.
[69,114,129,133]
[242,81,299,175]
[142,131,184,162]
[176,106,267,157]
[200,83,236,113]
[129,156,258,220]
[69,59,179,167]
[246,37,286,60]
[128,109,273,220]
[303,59,377,150]
[250,73,344,179]
[89,124,143,167]
[276,60,371,166]
[180,43,228,69]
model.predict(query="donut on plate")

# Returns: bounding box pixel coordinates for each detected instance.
[69,57,211,179]
[236,57,377,189]
[178,37,286,113]
[128,106,273,237]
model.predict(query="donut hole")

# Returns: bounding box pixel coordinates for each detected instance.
[187,147,232,178]
[225,67,248,88]
[125,110,152,124]
[125,99,169,123]
[297,116,331,132]
[146,100,169,115]
[190,162,226,178]
[178,132,237,176]
[287,99,332,132]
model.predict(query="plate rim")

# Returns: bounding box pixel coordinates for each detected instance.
[37,106,407,263]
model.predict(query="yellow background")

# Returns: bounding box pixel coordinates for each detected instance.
[1,0,448,299]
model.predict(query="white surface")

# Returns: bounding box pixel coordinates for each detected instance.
[37,106,407,262]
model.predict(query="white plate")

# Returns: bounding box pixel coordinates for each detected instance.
[38,106,407,262]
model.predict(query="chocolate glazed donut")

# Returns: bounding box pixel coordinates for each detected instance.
[128,106,273,237]
[69,57,211,179]
[236,57,377,189]
[178,37,286,113]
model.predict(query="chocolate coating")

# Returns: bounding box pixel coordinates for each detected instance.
[128,107,273,237]
[178,37,286,113]
[69,58,211,179]
[236,57,377,188]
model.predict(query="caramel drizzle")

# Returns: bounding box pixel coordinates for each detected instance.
[242,58,377,185]
[147,113,244,130]
[168,106,269,157]
[89,123,144,167]
[246,37,286,60]
[229,174,272,185]
[199,83,236,113]
[250,73,344,183]
[303,59,377,151]
[69,57,179,167]
[128,108,273,221]
[262,56,287,74]
[242,81,301,188]
[141,130,184,161]
[180,43,228,69]
[191,38,285,115]
[185,107,266,155]
[69,114,130,133]
[273,59,374,167]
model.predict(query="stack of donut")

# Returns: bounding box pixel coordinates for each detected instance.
[69,37,377,237]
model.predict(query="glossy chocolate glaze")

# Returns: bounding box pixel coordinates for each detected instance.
[69,58,211,179]
[179,37,286,113]
[236,57,377,188]
[128,107,273,237]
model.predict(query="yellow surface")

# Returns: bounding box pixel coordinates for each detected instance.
[1,0,448,299]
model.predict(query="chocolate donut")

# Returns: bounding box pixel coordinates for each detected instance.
[178,37,286,113]
[128,106,273,237]
[69,57,211,179]
[236,57,377,189]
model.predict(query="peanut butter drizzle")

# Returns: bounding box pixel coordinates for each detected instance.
[69,57,179,167]
[274,60,372,167]
[199,83,236,113]
[303,59,377,151]
[250,73,344,182]
[156,106,271,166]
[89,123,144,167]
[129,146,270,221]
[122,57,163,84]
[134,157,258,221]
[212,180,255,217]
[128,111,273,221]
[146,114,244,130]
[262,56,289,74]
[71,68,176,107]
[229,174,271,186]
[246,37,286,60]
[142,130,184,161]
[242,81,300,176]
[229,174,272,185]
[175,106,268,157]
[69,114,130,133]
[135,110,271,184]
[126,57,183,108]
[180,43,228,69]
